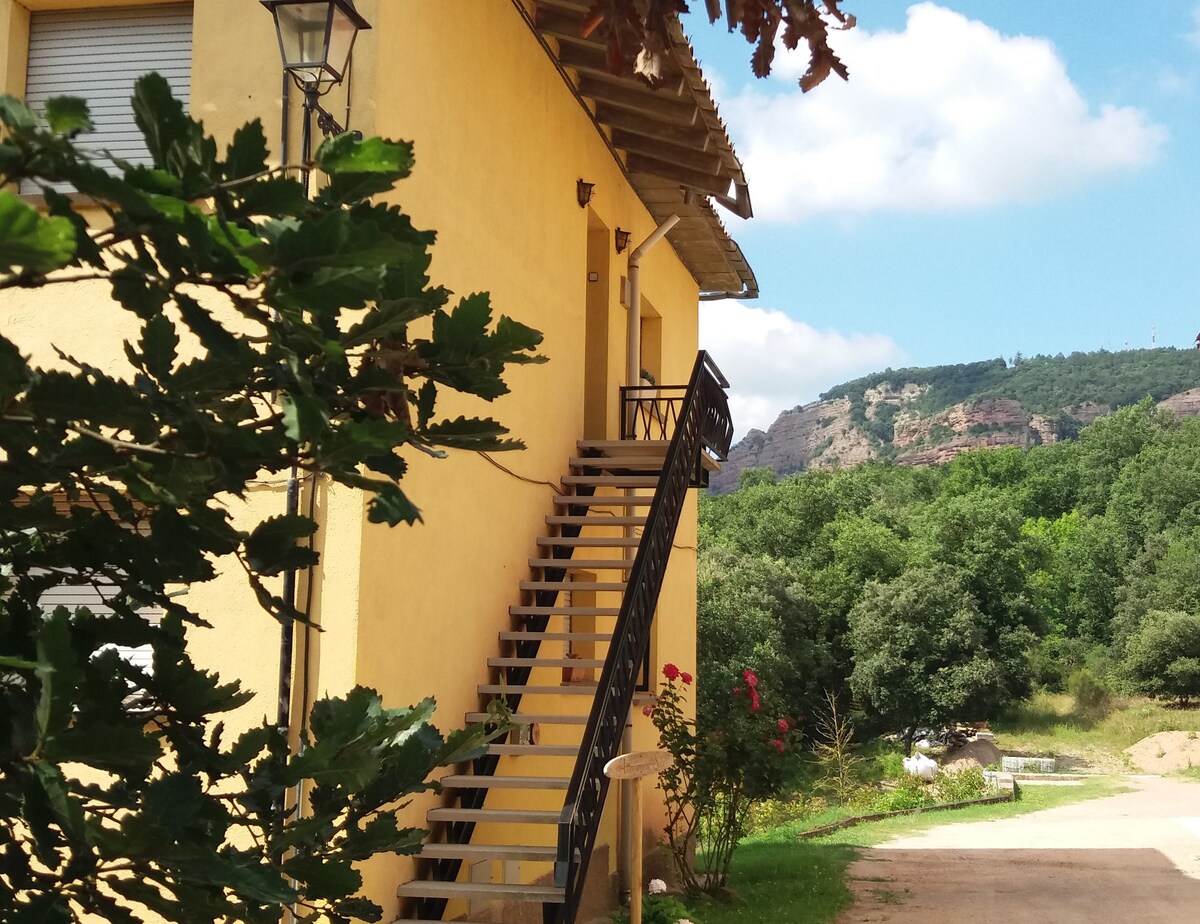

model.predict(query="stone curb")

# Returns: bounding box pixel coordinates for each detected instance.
[795,789,1018,840]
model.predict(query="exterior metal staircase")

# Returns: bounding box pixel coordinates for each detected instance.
[393,353,732,924]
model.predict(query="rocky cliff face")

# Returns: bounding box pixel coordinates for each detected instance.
[708,387,1196,493]
[712,397,875,493]
[892,398,1039,466]
[1158,388,1200,418]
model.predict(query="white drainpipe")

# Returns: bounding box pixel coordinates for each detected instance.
[619,214,679,903]
[625,215,680,389]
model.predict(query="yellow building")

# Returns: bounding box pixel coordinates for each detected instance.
[0,2,755,922]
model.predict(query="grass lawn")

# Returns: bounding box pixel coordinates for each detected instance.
[695,777,1120,924]
[991,692,1200,764]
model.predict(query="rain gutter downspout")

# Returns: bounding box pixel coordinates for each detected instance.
[619,214,679,904]
[625,215,680,388]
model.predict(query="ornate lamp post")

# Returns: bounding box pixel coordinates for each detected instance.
[259,0,371,740]
[260,0,371,136]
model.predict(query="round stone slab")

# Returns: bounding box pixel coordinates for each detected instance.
[604,750,673,780]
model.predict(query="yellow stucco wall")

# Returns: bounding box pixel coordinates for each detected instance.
[0,1,706,919]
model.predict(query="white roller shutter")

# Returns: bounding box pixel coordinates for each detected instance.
[38,576,163,672]
[23,4,192,187]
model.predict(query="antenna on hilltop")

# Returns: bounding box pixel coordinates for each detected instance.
[1152,324,1157,347]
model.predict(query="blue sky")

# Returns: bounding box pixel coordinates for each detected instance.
[685,3,1200,435]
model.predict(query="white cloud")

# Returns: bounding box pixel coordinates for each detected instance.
[727,3,1167,221]
[700,301,902,437]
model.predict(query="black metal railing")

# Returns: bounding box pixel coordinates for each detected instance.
[620,385,686,441]
[551,351,732,924]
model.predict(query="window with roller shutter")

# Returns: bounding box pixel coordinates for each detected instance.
[37,574,163,672]
[21,4,193,193]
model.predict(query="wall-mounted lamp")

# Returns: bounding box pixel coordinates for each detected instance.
[614,228,632,254]
[577,179,595,208]
[262,0,370,199]
[261,0,370,92]
[261,0,371,136]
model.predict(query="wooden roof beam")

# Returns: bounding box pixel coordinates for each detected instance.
[610,128,724,176]
[594,102,711,150]
[576,75,697,126]
[554,39,679,87]
[627,154,731,198]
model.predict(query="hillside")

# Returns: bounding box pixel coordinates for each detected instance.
[711,348,1200,492]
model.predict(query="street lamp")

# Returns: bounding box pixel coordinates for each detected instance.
[260,3,371,742]
[261,0,371,135]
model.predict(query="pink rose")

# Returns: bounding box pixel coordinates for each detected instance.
[777,718,789,733]
[771,739,785,753]
[643,704,655,717]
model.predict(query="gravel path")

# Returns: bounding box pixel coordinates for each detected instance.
[837,775,1200,922]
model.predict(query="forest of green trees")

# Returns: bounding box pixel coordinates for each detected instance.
[821,348,1200,432]
[699,399,1200,750]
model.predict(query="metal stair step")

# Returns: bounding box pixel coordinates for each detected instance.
[568,456,665,472]
[392,919,496,923]
[529,557,634,570]
[466,712,588,725]
[499,631,613,642]
[396,881,565,903]
[577,439,668,455]
[488,656,605,669]
[416,842,557,862]
[546,514,647,527]
[553,494,654,507]
[537,535,641,547]
[509,606,621,617]
[427,807,561,825]
[486,743,580,757]
[520,580,627,592]
[440,774,570,790]
[561,474,660,487]
[478,683,600,696]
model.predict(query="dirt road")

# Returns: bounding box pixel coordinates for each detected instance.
[838,775,1200,922]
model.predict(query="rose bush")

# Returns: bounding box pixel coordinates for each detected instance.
[648,664,800,894]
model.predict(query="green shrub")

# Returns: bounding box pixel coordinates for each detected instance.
[862,766,993,815]
[934,766,990,803]
[875,774,933,812]
[744,793,825,834]
[1067,667,1113,715]
[871,749,906,781]
[1122,610,1200,706]
[610,893,697,924]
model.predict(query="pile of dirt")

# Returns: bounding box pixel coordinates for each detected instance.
[1125,730,1200,773]
[941,736,1003,773]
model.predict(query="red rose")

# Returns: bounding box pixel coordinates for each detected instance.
[771,739,785,753]
[733,685,743,695]
[777,718,789,732]
[680,671,693,685]
[662,663,680,681]
[742,669,759,688]
[750,691,760,713]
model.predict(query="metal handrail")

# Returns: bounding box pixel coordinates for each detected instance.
[551,351,732,923]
